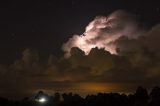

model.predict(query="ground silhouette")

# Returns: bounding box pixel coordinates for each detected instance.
[0,86,160,106]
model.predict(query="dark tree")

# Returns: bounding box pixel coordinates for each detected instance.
[134,86,149,106]
[149,86,160,106]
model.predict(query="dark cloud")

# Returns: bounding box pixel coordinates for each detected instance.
[0,11,160,98]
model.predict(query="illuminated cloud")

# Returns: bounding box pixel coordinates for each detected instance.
[63,10,144,58]
[1,11,160,97]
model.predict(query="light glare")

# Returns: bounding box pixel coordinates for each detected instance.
[38,97,46,103]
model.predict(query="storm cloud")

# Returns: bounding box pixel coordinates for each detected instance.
[0,10,160,98]
[63,10,144,57]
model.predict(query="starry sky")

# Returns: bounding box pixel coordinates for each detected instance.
[0,0,160,98]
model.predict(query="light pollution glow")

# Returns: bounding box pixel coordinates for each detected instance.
[29,83,138,97]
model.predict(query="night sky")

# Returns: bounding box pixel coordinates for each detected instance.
[0,0,160,98]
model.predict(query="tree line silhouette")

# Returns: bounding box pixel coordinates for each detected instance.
[0,86,160,106]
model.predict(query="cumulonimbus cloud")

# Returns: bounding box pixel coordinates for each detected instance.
[62,10,144,58]
[1,10,160,97]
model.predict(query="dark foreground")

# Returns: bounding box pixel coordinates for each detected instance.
[1,86,160,106]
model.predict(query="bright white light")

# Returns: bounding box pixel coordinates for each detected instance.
[38,97,46,103]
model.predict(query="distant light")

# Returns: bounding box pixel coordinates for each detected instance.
[37,97,47,103]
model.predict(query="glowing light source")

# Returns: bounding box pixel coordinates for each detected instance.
[37,97,47,103]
